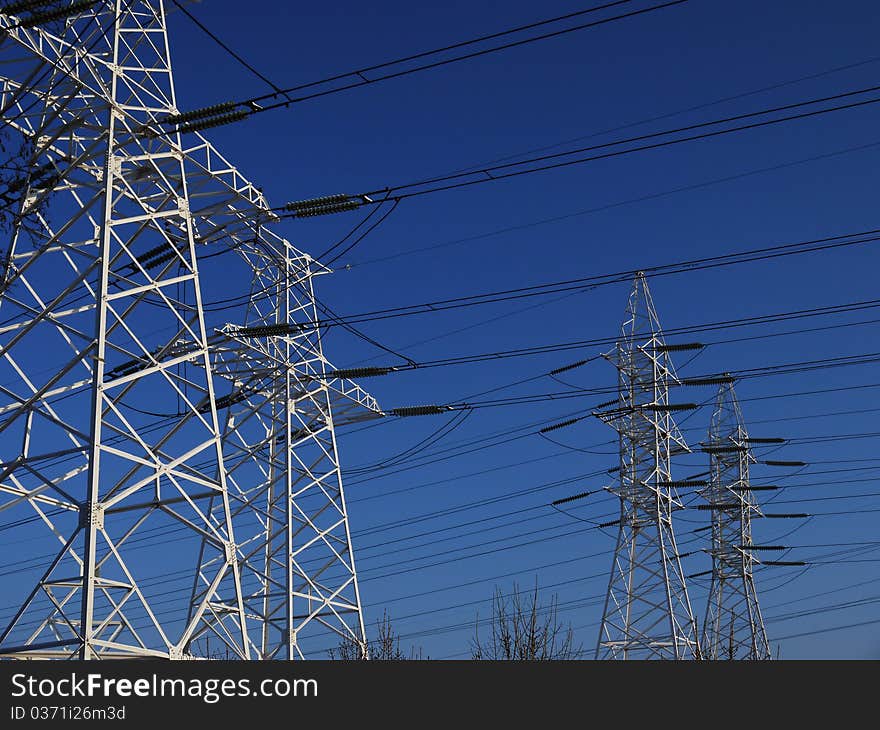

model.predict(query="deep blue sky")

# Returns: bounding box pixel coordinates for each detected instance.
[165,0,880,659]
[29,0,880,658]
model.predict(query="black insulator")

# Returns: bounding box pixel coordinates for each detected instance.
[701,445,748,453]
[681,376,736,386]
[549,359,591,376]
[141,249,179,270]
[655,342,704,352]
[763,561,807,566]
[284,194,350,212]
[731,485,778,492]
[762,513,809,519]
[390,405,449,418]
[598,519,620,529]
[107,359,145,378]
[163,102,237,126]
[16,0,96,27]
[539,417,580,434]
[175,109,249,134]
[290,200,362,218]
[328,366,393,380]
[658,480,707,488]
[136,242,175,263]
[645,403,697,411]
[697,503,740,511]
[551,491,591,506]
[763,460,807,467]
[1,0,53,15]
[233,323,300,337]
[745,437,786,444]
[739,545,786,551]
[200,388,253,413]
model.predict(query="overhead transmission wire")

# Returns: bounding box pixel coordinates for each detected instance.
[5,342,880,522]
[5,340,880,522]
[5,521,878,640]
[0,440,816,584]
[3,312,876,556]
[341,138,880,271]
[245,227,880,329]
[163,0,880,285]
[440,53,880,177]
[4,484,877,635]
[271,83,880,221]
[3,455,878,593]
[154,1,689,134]
[304,545,880,655]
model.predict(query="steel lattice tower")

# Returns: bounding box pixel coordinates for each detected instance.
[0,1,374,659]
[193,245,380,659]
[700,380,771,660]
[595,273,700,660]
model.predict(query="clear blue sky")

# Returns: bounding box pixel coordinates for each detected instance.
[172,0,880,659]
[8,0,880,659]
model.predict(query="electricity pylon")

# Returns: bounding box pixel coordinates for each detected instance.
[193,242,380,659]
[0,0,252,659]
[594,273,700,660]
[700,379,771,660]
[0,1,374,659]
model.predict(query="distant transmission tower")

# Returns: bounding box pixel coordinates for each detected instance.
[0,1,374,659]
[699,379,771,660]
[594,273,700,660]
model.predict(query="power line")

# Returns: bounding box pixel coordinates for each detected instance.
[272,83,880,216]
[278,228,880,329]
[156,1,688,132]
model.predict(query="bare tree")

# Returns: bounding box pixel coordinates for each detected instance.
[329,610,425,660]
[471,582,583,660]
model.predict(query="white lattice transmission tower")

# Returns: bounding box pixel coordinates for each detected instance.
[594,272,700,660]
[0,1,373,659]
[699,379,771,660]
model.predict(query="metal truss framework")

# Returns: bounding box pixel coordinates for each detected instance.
[700,381,771,660]
[0,1,374,659]
[595,273,700,660]
[194,247,379,660]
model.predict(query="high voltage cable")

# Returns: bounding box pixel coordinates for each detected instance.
[168,0,290,99]
[3,504,869,636]
[5,360,876,538]
[156,1,687,133]
[340,140,880,270]
[4,357,878,530]
[306,548,880,653]
[4,533,876,637]
[409,351,880,414]
[272,84,880,218]
[1,352,880,556]
[325,297,880,376]
[256,228,880,329]
[440,55,880,177]
[194,223,879,326]
[3,471,876,590]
